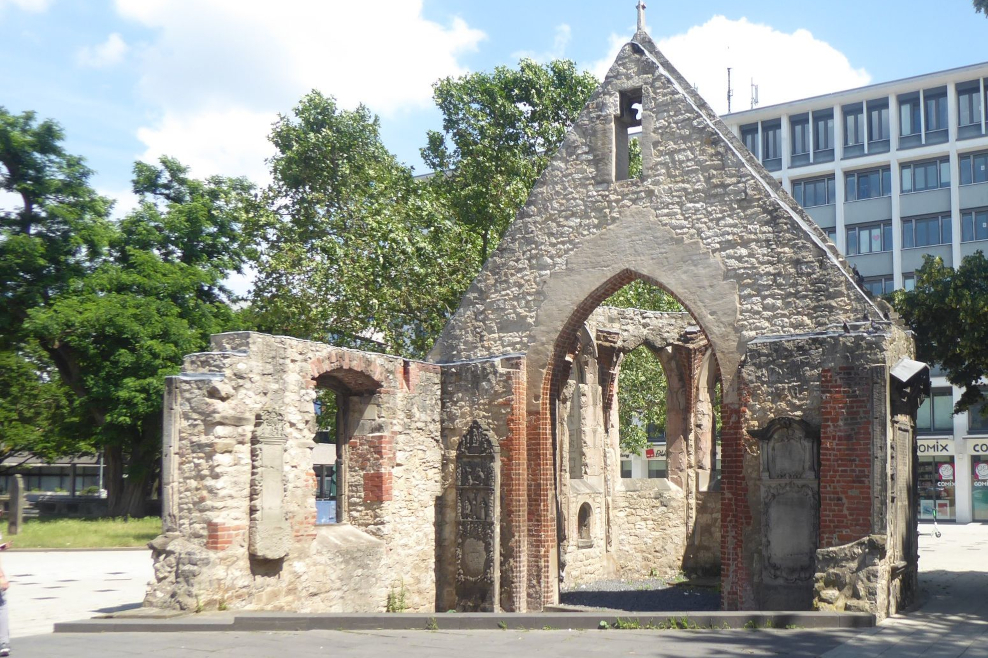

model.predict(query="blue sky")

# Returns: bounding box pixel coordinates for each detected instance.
[2,0,987,216]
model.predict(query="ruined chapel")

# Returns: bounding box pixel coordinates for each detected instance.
[145,23,926,618]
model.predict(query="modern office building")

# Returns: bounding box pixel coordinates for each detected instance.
[722,62,988,523]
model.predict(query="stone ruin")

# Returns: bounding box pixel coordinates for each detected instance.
[145,26,926,619]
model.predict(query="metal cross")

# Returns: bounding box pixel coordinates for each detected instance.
[636,1,647,31]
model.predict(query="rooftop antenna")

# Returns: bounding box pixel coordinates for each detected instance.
[636,1,646,32]
[727,67,733,113]
[751,78,759,109]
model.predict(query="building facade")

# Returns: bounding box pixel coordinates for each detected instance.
[723,63,988,524]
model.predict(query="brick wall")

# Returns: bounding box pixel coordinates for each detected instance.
[819,366,874,547]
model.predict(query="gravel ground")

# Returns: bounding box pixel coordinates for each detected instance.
[558,577,720,612]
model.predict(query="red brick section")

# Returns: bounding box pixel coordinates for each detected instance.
[498,357,527,612]
[206,521,246,551]
[531,269,679,609]
[819,366,874,547]
[350,433,396,502]
[719,398,752,610]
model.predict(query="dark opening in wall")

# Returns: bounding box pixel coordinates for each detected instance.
[578,502,593,545]
[615,88,643,181]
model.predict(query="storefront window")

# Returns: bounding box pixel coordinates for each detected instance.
[973,455,988,522]
[647,459,667,479]
[918,456,956,520]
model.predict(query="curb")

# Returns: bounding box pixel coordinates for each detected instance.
[4,547,151,553]
[53,610,876,634]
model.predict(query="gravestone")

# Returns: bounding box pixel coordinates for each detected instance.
[754,418,820,610]
[7,475,23,536]
[455,421,499,611]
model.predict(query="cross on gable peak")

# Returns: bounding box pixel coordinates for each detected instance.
[636,1,647,32]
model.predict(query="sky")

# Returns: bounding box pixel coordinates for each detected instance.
[2,0,987,221]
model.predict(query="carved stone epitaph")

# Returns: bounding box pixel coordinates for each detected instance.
[248,407,292,560]
[751,418,820,609]
[455,421,500,611]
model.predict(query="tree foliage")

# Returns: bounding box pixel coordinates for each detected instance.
[604,281,684,455]
[422,59,598,262]
[976,0,988,16]
[247,91,479,358]
[2,106,251,514]
[890,252,988,411]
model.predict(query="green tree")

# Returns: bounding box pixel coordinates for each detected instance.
[0,347,90,466]
[889,252,988,411]
[422,59,598,262]
[976,0,988,16]
[604,281,684,455]
[247,91,477,358]
[2,110,252,514]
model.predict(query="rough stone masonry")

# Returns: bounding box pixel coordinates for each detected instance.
[145,22,925,620]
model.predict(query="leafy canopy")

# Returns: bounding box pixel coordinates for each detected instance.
[889,251,988,411]
[422,59,598,261]
[247,91,478,358]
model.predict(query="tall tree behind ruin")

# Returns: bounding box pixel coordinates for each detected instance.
[890,252,988,411]
[421,59,599,262]
[246,91,478,359]
[1,108,251,516]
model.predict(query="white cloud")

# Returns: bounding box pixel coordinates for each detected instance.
[589,16,870,115]
[0,0,52,12]
[512,23,571,63]
[76,33,129,68]
[114,0,485,181]
[135,107,275,184]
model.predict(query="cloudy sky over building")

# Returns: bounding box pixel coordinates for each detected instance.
[3,0,986,216]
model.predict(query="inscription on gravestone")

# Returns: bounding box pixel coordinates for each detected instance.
[455,421,500,611]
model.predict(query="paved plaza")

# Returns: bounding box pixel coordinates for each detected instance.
[3,523,987,656]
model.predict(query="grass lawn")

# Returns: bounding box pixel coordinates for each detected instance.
[0,516,161,549]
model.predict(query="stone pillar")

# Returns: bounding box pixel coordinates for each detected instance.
[455,421,500,611]
[248,408,291,560]
[161,376,181,533]
[7,475,23,536]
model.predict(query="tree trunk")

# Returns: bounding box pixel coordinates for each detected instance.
[105,421,159,518]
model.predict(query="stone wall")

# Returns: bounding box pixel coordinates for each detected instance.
[146,332,442,613]
[612,479,687,579]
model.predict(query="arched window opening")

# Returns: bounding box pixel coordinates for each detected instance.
[313,389,341,524]
[578,502,593,546]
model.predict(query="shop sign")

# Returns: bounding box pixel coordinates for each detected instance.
[645,444,666,459]
[938,462,955,482]
[917,439,953,455]
[969,441,988,454]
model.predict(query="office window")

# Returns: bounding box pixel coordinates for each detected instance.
[924,89,948,133]
[813,109,834,152]
[902,214,952,249]
[900,94,922,136]
[647,459,667,479]
[844,104,864,145]
[846,222,892,255]
[792,176,836,208]
[960,151,988,185]
[620,460,633,479]
[762,120,781,161]
[741,124,759,158]
[962,209,988,242]
[868,99,890,141]
[863,276,894,296]
[970,390,988,432]
[917,388,953,433]
[791,114,809,155]
[826,227,838,243]
[958,82,983,127]
[903,273,915,291]
[901,158,950,193]
[845,167,892,201]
